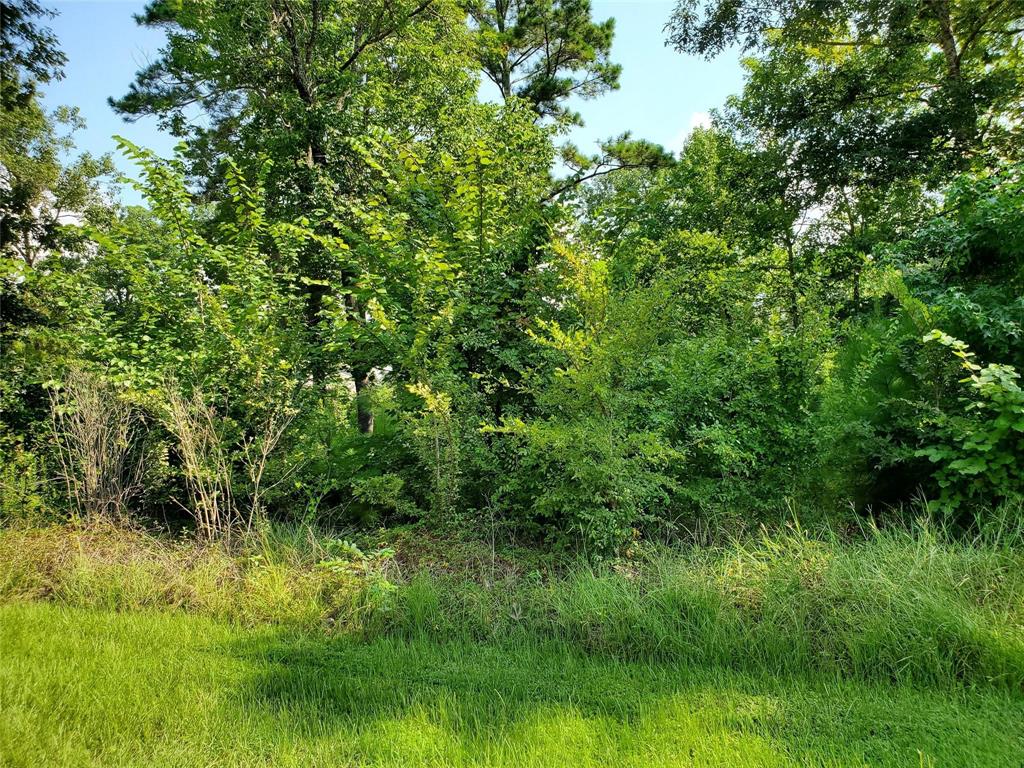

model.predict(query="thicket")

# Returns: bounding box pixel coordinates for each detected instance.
[2,0,1023,556]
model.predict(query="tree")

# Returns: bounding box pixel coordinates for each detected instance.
[466,0,620,124]
[0,0,65,110]
[1,104,114,267]
[112,0,478,431]
[667,0,1024,186]
[111,0,476,201]
[1,1,114,453]
[1,0,113,266]
[574,126,813,328]
[109,0,626,440]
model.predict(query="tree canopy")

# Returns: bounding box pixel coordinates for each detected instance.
[669,0,1024,186]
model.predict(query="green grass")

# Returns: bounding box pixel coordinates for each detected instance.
[2,601,1023,767]
[5,522,1023,689]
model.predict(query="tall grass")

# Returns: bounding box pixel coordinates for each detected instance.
[2,520,1022,689]
[380,525,1024,688]
[0,522,389,629]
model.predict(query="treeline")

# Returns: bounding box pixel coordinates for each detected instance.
[1,0,1022,554]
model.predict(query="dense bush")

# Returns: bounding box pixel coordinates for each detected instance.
[6,154,1024,552]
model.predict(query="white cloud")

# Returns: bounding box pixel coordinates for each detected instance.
[668,111,712,156]
[689,111,713,132]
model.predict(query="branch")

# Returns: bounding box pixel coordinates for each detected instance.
[336,0,436,75]
[959,0,1011,58]
[544,162,648,202]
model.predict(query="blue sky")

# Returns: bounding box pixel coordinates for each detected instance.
[42,0,745,203]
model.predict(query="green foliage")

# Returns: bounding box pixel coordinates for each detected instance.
[486,229,827,553]
[888,165,1024,368]
[918,331,1024,514]
[9,9,1024,763]
[0,446,50,525]
[405,382,463,522]
[669,0,1024,186]
[4,0,1024,552]
[111,0,477,201]
[1,0,113,263]
[7,141,343,531]
[497,415,678,555]
[0,2,116,464]
[349,473,418,523]
[0,1,65,108]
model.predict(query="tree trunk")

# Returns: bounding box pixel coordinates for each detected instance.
[353,367,374,434]
[926,0,961,80]
[306,132,373,435]
[786,239,800,331]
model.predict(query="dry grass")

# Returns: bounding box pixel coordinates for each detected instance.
[0,522,390,629]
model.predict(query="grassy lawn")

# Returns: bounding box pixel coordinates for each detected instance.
[2,602,1022,767]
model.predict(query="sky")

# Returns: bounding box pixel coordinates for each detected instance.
[41,0,746,204]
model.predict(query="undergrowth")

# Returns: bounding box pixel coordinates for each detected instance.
[1,519,1022,690]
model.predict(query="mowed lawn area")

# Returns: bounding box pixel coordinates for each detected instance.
[2,602,1022,768]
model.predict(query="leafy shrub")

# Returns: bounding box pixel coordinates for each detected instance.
[497,415,678,556]
[0,446,51,525]
[918,331,1024,516]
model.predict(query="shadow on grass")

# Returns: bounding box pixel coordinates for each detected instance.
[218,630,1024,767]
